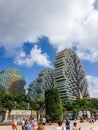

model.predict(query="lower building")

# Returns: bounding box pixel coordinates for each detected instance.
[28,68,54,99]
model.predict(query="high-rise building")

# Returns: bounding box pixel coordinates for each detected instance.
[54,48,89,102]
[28,48,90,101]
[28,68,54,99]
[28,80,37,99]
[0,67,26,94]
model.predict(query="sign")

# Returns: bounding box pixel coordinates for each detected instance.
[32,110,37,116]
[10,110,31,116]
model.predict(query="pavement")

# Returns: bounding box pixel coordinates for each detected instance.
[0,120,98,130]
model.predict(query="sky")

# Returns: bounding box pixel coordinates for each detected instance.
[0,0,98,97]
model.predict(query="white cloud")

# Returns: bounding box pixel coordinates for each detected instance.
[14,45,51,67]
[0,0,98,63]
[76,49,98,63]
[87,75,98,98]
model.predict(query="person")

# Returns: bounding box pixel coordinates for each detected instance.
[33,118,38,130]
[39,115,43,124]
[55,120,66,130]
[66,117,70,130]
[89,118,94,124]
[37,124,45,130]
[32,117,35,127]
[72,122,78,130]
[22,118,25,130]
[42,116,46,125]
[12,119,18,130]
[24,119,32,130]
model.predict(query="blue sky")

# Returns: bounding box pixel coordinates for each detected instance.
[0,0,98,97]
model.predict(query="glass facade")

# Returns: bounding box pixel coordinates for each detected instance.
[28,68,54,99]
[0,67,26,93]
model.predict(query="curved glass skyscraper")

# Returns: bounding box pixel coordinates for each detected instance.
[0,67,26,93]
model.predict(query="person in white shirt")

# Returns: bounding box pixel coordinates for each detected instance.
[42,117,46,125]
[55,120,66,130]
[72,122,78,130]
[22,118,25,130]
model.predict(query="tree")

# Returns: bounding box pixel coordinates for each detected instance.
[45,88,62,121]
[15,93,31,109]
[64,101,73,111]
[32,99,45,120]
[72,105,79,119]
[1,93,15,120]
[35,99,45,114]
[30,100,39,110]
[90,98,98,110]
[0,85,6,94]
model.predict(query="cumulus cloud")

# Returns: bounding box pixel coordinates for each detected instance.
[76,49,98,63]
[87,75,98,98]
[0,0,98,63]
[14,45,51,67]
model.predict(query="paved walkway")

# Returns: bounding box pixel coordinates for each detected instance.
[0,120,98,130]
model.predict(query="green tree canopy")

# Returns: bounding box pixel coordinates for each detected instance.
[1,93,15,113]
[45,88,62,121]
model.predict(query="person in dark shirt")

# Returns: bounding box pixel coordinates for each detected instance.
[66,117,70,130]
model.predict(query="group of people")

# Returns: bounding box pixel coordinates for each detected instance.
[21,118,33,130]
[11,116,46,130]
[12,117,46,130]
[12,116,81,130]
[55,117,81,130]
[21,117,46,130]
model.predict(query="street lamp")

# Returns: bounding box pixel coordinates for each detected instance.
[27,103,30,110]
[15,101,17,109]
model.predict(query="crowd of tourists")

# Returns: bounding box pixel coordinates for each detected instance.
[11,116,82,130]
[11,116,46,130]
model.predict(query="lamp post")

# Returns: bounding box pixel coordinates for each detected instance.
[14,101,17,119]
[27,103,30,110]
[15,101,17,109]
[27,103,31,119]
